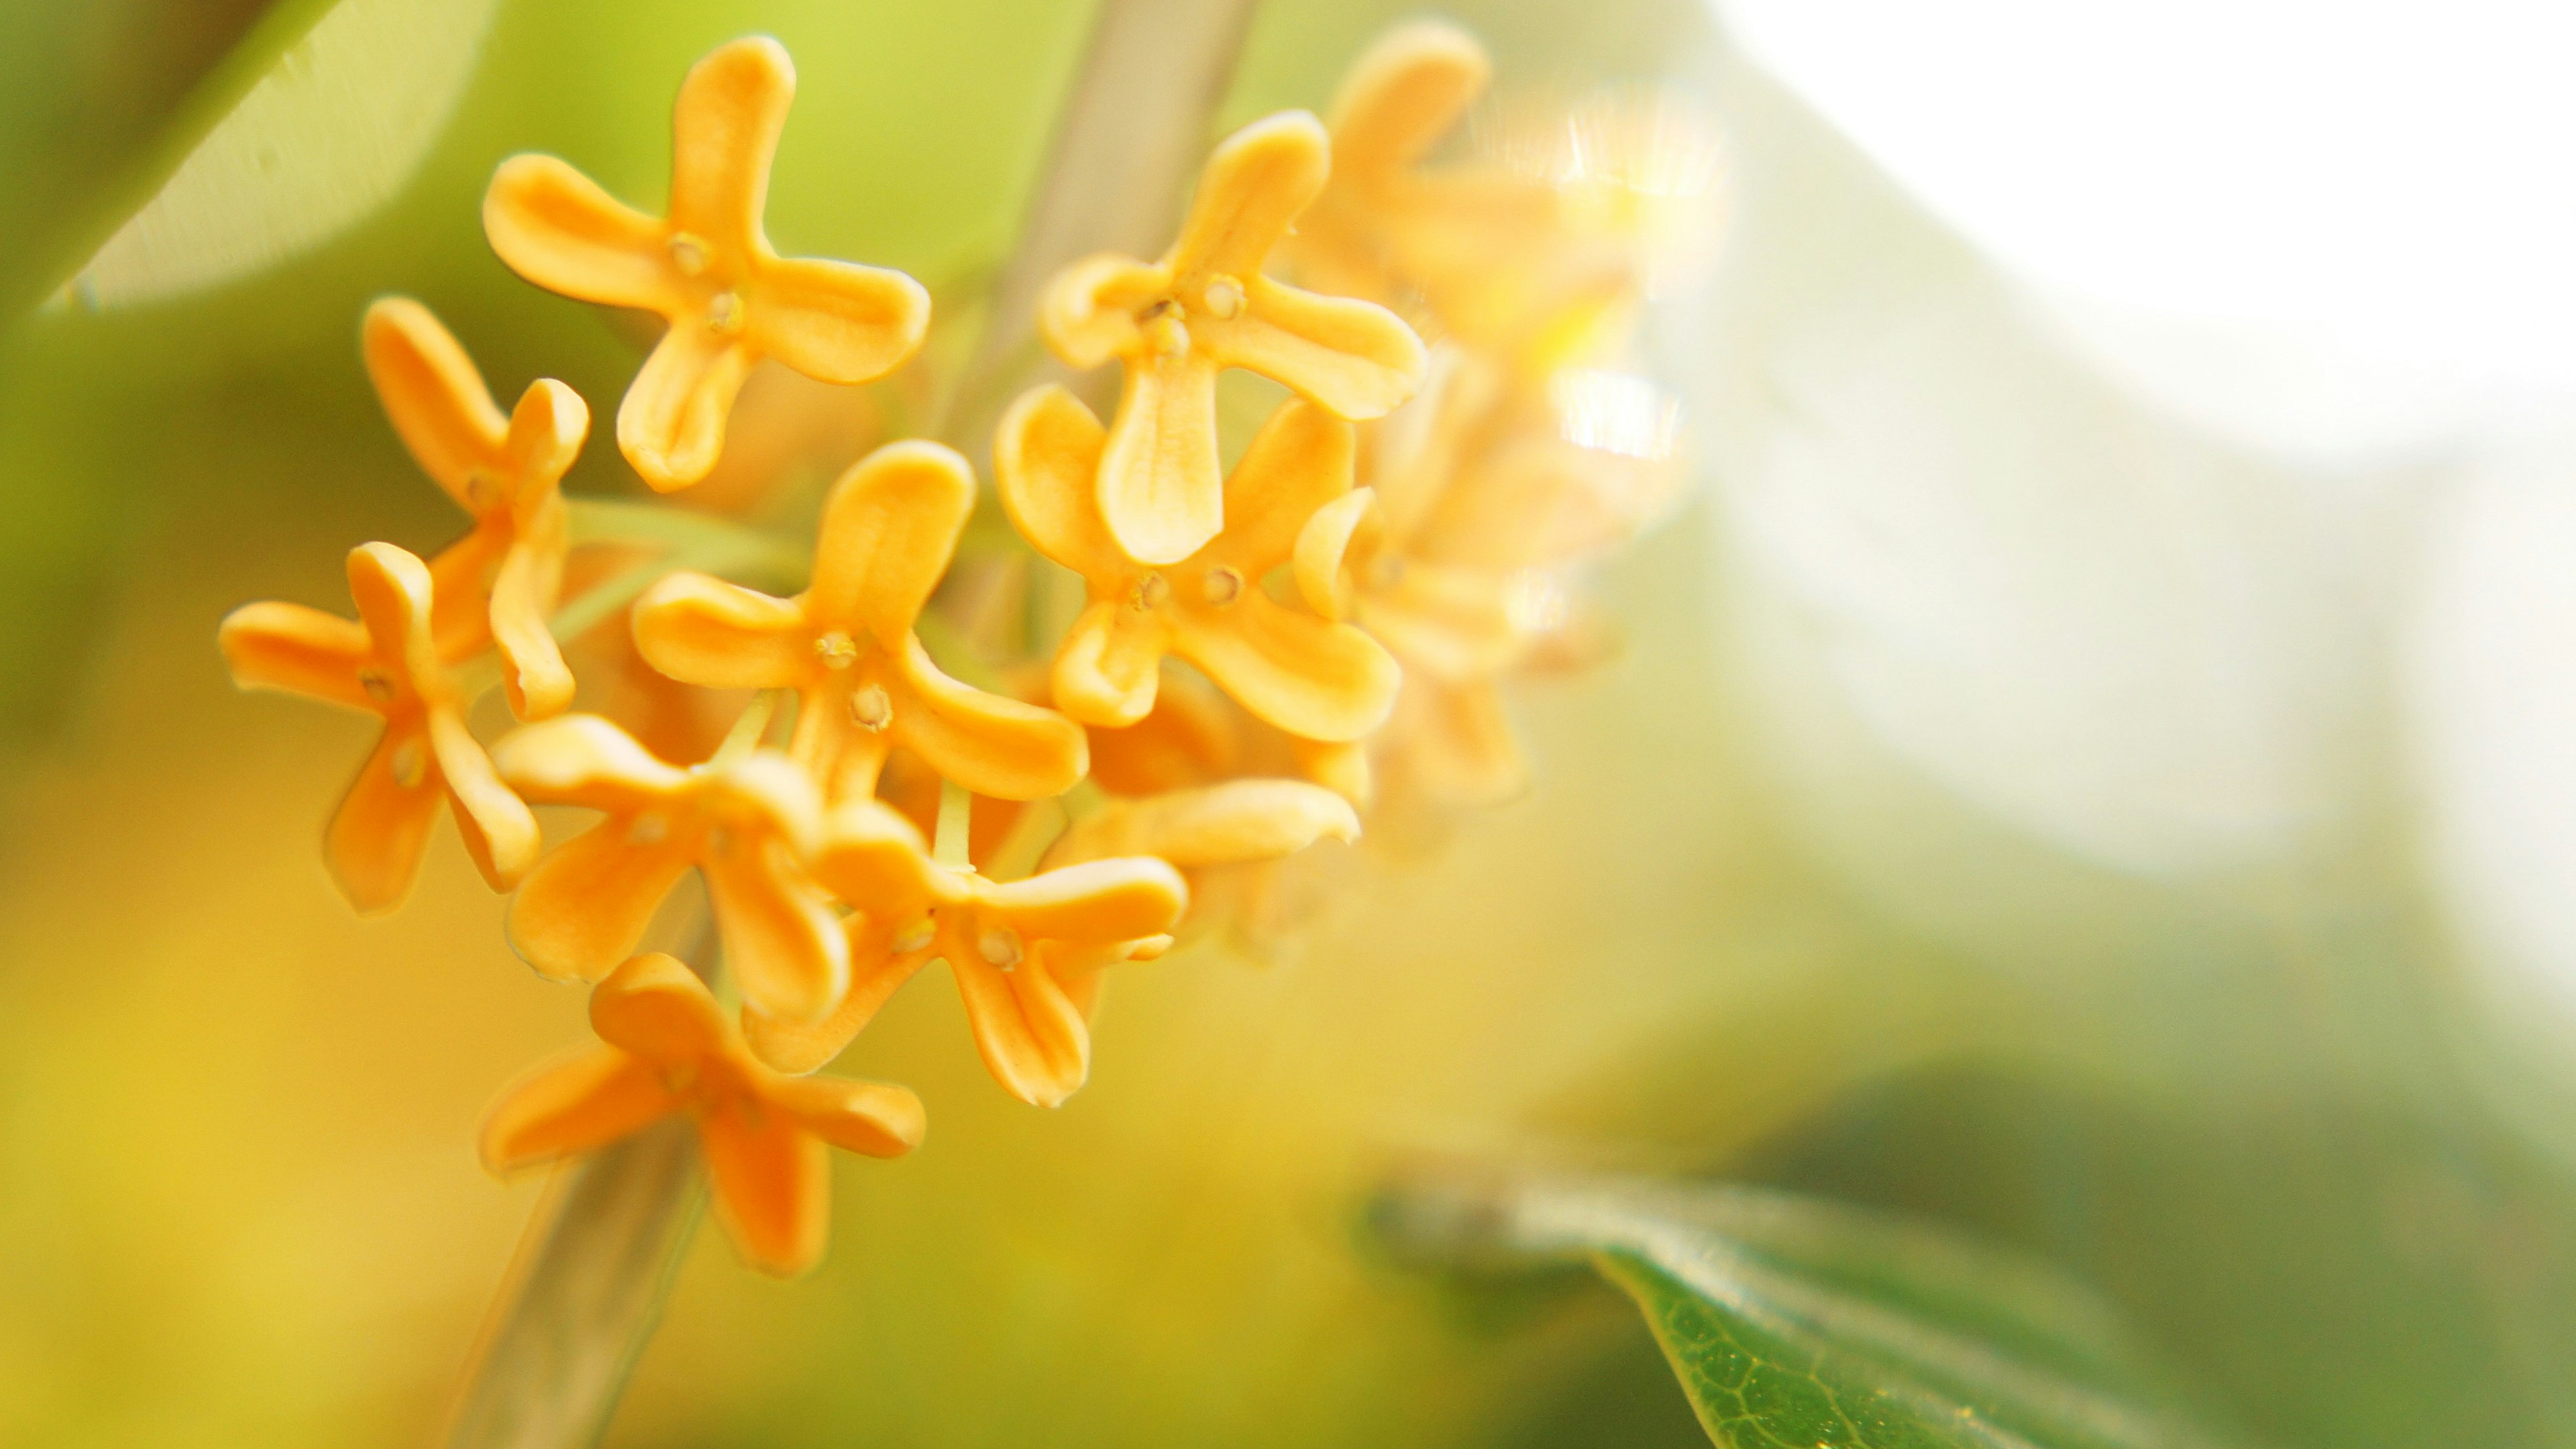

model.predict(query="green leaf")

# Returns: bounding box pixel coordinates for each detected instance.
[47,0,500,312]
[1377,1175,2238,1449]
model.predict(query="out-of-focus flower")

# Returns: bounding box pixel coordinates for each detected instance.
[480,951,922,1278]
[218,542,538,911]
[482,36,930,489]
[1038,111,1425,564]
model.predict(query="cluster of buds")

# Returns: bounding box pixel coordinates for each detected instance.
[216,25,1709,1277]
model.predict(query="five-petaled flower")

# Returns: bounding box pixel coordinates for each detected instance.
[633,439,1088,804]
[997,385,1401,743]
[361,296,584,720]
[219,543,540,912]
[492,713,847,1022]
[747,800,1187,1108]
[1037,110,1426,566]
[483,35,930,490]
[481,951,924,1277]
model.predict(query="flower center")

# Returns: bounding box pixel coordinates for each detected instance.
[1128,572,1171,612]
[813,631,859,669]
[625,811,669,845]
[358,667,396,704]
[1200,273,1245,319]
[390,739,428,789]
[1139,299,1189,358]
[667,232,711,276]
[706,290,745,335]
[1201,566,1242,606]
[977,927,1023,970]
[849,683,894,732]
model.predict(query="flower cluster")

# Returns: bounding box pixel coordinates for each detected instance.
[217,25,1705,1276]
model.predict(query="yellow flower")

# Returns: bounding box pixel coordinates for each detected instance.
[480,952,922,1278]
[482,36,931,490]
[747,800,1187,1109]
[996,385,1401,742]
[632,439,1088,804]
[1046,778,1359,953]
[1036,111,1426,565]
[360,296,584,720]
[218,543,539,912]
[492,713,847,1023]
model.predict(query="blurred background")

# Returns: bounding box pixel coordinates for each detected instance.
[5,0,2576,1445]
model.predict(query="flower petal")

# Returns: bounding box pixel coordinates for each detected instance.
[700,1102,830,1277]
[887,635,1089,800]
[702,838,848,1023]
[619,324,757,491]
[506,818,695,983]
[588,951,730,1063]
[1098,352,1223,566]
[427,522,506,660]
[744,938,933,1074]
[1326,21,1489,190]
[482,153,673,311]
[710,750,829,858]
[1407,677,1528,806]
[1216,398,1356,571]
[1170,111,1329,280]
[502,376,590,496]
[325,721,445,914]
[1171,594,1399,741]
[487,504,576,720]
[1049,779,1360,869]
[1050,600,1167,729]
[806,440,972,639]
[1290,735,1372,806]
[1212,276,1425,420]
[631,571,811,689]
[478,1047,678,1174]
[346,541,439,689]
[1293,488,1377,621]
[763,1074,924,1158]
[667,36,793,254]
[1037,254,1164,370]
[808,799,941,916]
[749,256,929,385]
[946,942,1090,1108]
[491,713,689,812]
[979,857,1187,945]
[361,296,507,510]
[993,384,1120,578]
[428,706,539,891]
[217,601,372,710]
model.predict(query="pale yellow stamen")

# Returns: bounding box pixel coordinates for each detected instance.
[667,232,710,276]
[390,739,427,788]
[1130,572,1171,612]
[625,812,669,846]
[1142,307,1189,358]
[706,290,745,335]
[1203,566,1242,606]
[813,631,859,669]
[358,667,395,704]
[848,683,893,731]
[977,927,1023,971]
[890,918,935,953]
[1201,274,1245,319]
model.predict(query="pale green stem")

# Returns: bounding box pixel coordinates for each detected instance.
[934,780,974,870]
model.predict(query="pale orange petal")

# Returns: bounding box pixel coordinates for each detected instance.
[428,521,506,660]
[808,799,941,916]
[506,819,696,983]
[745,938,933,1074]
[217,601,372,710]
[345,542,439,690]
[1292,488,1378,622]
[947,945,1090,1108]
[325,721,444,914]
[619,324,757,490]
[1036,254,1165,370]
[478,1047,678,1174]
[491,713,690,812]
[979,857,1187,945]
[886,635,1088,800]
[749,256,929,385]
[1410,676,1528,806]
[992,385,1119,578]
[1214,276,1424,420]
[1290,735,1373,807]
[765,1074,924,1157]
[361,297,507,509]
[1171,594,1399,741]
[1049,600,1165,729]
[1214,398,1356,570]
[1049,779,1360,869]
[1097,352,1222,566]
[588,951,731,1062]
[1326,21,1489,189]
[703,839,848,1023]
[806,440,971,638]
[711,750,829,858]
[1170,111,1329,280]
[428,706,540,891]
[487,505,575,720]
[502,376,590,496]
[700,1104,830,1277]
[630,571,811,688]
[482,154,674,311]
[667,36,793,254]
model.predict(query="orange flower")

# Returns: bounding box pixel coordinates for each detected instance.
[1046,779,1359,950]
[747,801,1186,1109]
[219,543,539,911]
[1037,111,1426,564]
[483,36,930,490]
[492,714,846,1022]
[996,386,1400,742]
[360,296,584,720]
[480,952,923,1277]
[633,440,1087,805]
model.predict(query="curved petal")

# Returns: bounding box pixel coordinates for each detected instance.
[1098,352,1222,566]
[482,153,673,311]
[506,819,694,983]
[1037,254,1163,370]
[502,377,590,495]
[428,706,540,891]
[427,521,506,661]
[992,384,1118,577]
[1359,564,1523,682]
[490,712,688,810]
[487,509,576,721]
[1290,734,1372,806]
[703,839,848,1023]
[710,750,828,859]
[887,635,1088,800]
[325,721,445,913]
[588,951,730,1063]
[1083,667,1241,794]
[979,857,1187,945]
[745,938,933,1074]
[217,601,372,710]
[1171,111,1330,280]
[700,1103,829,1277]
[1217,398,1356,570]
[809,799,941,916]
[631,571,810,689]
[618,324,757,491]
[807,440,972,637]
[478,1047,678,1174]
[1409,677,1528,806]
[667,36,793,253]
[750,256,929,385]
[1213,276,1425,420]
[346,542,439,690]
[1173,594,1399,741]
[763,1075,924,1158]
[1293,488,1377,621]
[1050,600,1166,729]
[361,297,507,509]
[1052,777,1360,869]
[1326,21,1489,188]
[946,943,1090,1108]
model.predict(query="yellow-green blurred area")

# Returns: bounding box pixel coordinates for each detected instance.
[6,1,2576,1447]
